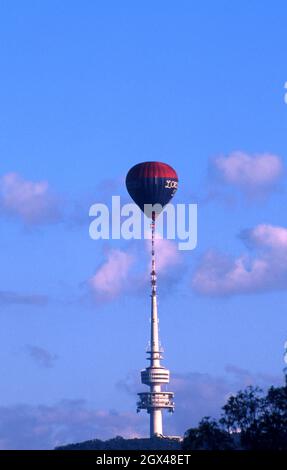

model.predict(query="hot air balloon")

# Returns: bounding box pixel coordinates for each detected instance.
[125,161,178,219]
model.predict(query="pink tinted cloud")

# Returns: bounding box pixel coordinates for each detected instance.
[145,232,181,273]
[89,249,134,299]
[241,224,287,251]
[153,237,181,272]
[144,235,183,293]
[0,400,146,449]
[212,152,283,193]
[0,173,62,225]
[192,224,287,296]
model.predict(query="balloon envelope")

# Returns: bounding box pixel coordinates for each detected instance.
[126,161,178,218]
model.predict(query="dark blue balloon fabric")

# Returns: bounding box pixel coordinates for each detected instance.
[126,162,178,217]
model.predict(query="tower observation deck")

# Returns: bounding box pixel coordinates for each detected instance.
[137,214,175,437]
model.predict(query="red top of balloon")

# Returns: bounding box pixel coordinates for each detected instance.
[127,161,178,179]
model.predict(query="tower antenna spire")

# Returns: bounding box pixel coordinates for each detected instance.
[151,211,156,295]
[137,211,175,438]
[284,340,287,386]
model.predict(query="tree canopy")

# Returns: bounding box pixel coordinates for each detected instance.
[183,384,287,450]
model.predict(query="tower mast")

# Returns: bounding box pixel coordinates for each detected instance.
[284,341,287,386]
[137,212,175,437]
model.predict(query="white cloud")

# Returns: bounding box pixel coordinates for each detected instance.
[0,173,62,225]
[145,234,181,273]
[212,151,283,195]
[192,224,287,296]
[241,224,287,251]
[89,249,134,299]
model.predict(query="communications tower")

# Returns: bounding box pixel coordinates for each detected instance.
[137,214,175,437]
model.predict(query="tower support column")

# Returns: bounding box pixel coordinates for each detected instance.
[150,409,163,437]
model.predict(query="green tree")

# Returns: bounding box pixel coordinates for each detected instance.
[242,386,287,450]
[220,386,264,433]
[183,383,287,451]
[220,385,287,450]
[182,417,235,450]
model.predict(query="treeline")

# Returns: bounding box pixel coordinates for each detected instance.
[183,384,287,450]
[56,435,181,450]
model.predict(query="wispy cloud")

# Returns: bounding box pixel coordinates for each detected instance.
[192,224,287,296]
[67,177,125,228]
[0,400,146,450]
[89,249,134,300]
[145,234,181,273]
[240,223,287,251]
[25,345,58,368]
[0,173,62,225]
[0,290,48,306]
[210,151,283,196]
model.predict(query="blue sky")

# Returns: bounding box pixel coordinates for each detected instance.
[0,1,287,449]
